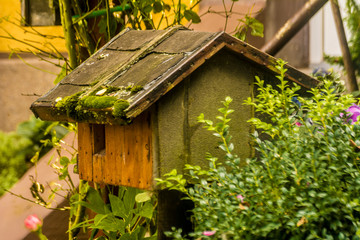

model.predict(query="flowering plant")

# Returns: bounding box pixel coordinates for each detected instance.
[157,60,360,239]
[24,214,48,240]
[345,104,360,124]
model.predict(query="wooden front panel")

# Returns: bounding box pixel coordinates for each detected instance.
[104,124,124,186]
[78,123,93,181]
[77,112,152,189]
[105,111,153,189]
[78,123,105,182]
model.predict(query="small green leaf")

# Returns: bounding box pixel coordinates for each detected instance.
[184,10,201,23]
[109,194,127,218]
[153,1,163,13]
[60,156,70,166]
[135,191,152,203]
[137,202,154,219]
[93,214,125,233]
[250,21,264,37]
[124,187,140,212]
[79,187,108,214]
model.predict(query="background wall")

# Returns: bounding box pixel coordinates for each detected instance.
[0,0,66,132]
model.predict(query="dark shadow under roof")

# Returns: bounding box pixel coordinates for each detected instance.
[31,25,318,124]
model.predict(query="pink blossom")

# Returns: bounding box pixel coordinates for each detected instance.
[237,194,245,202]
[24,214,42,231]
[344,105,360,124]
[202,230,216,236]
[295,122,302,126]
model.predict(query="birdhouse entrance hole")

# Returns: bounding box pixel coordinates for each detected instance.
[77,112,153,189]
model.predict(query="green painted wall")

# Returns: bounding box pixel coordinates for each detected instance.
[155,49,262,177]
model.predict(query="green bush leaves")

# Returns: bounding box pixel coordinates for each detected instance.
[158,60,360,239]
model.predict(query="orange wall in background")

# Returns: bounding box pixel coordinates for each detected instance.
[0,0,66,53]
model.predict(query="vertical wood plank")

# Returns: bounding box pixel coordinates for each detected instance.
[140,112,153,188]
[105,111,153,189]
[105,124,125,185]
[78,123,105,183]
[93,150,105,183]
[92,124,105,183]
[78,123,93,181]
[123,118,140,187]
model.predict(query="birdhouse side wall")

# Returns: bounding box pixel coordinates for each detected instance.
[155,49,260,178]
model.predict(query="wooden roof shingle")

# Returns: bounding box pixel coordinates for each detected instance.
[31,25,318,124]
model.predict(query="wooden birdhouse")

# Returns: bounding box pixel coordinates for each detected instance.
[31,26,318,190]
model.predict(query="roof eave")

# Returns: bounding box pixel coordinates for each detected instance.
[125,32,319,120]
[31,30,319,124]
[31,102,129,125]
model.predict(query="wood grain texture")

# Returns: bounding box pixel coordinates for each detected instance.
[105,111,152,189]
[78,123,106,182]
[93,150,105,183]
[78,123,93,181]
[105,124,124,185]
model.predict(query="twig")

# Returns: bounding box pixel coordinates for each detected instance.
[3,189,67,211]
[12,52,59,75]
[21,93,42,97]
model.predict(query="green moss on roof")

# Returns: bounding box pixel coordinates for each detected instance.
[112,100,130,118]
[55,91,130,123]
[79,96,117,109]
[55,91,84,118]
[128,85,144,93]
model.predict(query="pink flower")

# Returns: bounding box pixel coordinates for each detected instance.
[25,214,42,231]
[344,105,360,124]
[295,122,302,126]
[203,230,216,236]
[237,194,245,203]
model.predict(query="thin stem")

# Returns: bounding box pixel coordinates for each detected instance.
[3,189,67,210]
[178,0,182,24]
[59,0,78,69]
[12,52,59,75]
[70,180,87,238]
[105,0,111,41]
[222,0,228,31]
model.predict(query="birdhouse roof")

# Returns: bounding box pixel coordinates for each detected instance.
[31,25,318,125]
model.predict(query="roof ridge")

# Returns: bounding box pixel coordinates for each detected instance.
[82,25,188,98]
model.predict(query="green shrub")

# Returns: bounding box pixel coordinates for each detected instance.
[157,60,360,239]
[0,131,30,195]
[0,117,68,196]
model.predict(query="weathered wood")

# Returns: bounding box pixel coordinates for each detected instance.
[330,0,358,92]
[32,28,319,125]
[93,150,105,183]
[126,33,319,119]
[220,34,320,89]
[261,0,328,56]
[104,124,124,185]
[153,31,215,53]
[110,53,184,87]
[107,29,166,50]
[78,123,93,181]
[78,123,105,182]
[85,25,187,97]
[104,111,152,189]
[262,0,310,68]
